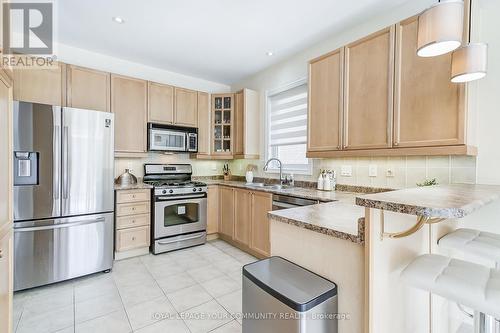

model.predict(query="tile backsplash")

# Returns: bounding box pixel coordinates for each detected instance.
[231,156,477,189]
[114,153,227,179]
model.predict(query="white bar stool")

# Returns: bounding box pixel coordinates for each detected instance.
[438,229,500,269]
[401,254,500,333]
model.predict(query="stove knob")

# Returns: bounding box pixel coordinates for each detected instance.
[198,188,202,192]
[193,188,197,192]
[162,190,167,194]
[169,190,173,194]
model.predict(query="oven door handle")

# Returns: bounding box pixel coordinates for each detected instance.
[157,233,205,245]
[156,194,206,201]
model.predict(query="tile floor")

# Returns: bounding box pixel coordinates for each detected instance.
[13,239,257,333]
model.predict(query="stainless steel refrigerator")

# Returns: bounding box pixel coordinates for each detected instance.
[13,101,115,291]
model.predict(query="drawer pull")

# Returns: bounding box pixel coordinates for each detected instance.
[0,249,2,259]
[132,237,136,241]
[132,220,136,223]
[132,207,136,211]
[132,195,136,198]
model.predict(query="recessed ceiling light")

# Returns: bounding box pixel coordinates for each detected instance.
[266,51,274,56]
[112,17,125,24]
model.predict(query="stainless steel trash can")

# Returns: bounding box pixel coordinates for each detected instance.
[242,256,338,333]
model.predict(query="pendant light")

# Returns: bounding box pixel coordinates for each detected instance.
[417,0,464,57]
[450,0,488,83]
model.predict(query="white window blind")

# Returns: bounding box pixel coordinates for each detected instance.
[267,82,311,173]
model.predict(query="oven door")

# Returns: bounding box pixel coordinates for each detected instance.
[149,128,186,152]
[154,194,207,238]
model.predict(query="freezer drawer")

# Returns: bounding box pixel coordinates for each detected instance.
[13,213,114,291]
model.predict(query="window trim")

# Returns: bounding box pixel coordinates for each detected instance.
[264,78,312,175]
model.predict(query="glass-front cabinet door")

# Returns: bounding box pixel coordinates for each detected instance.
[212,94,234,156]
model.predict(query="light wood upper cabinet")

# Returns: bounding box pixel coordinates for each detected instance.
[197,92,210,155]
[207,185,219,235]
[111,74,147,153]
[250,191,272,257]
[234,90,244,156]
[66,65,110,112]
[174,87,198,127]
[219,187,234,238]
[234,189,251,246]
[394,17,466,148]
[233,89,260,159]
[308,48,343,153]
[148,82,174,125]
[344,27,394,150]
[13,62,65,106]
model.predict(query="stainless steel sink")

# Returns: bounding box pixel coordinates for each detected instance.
[246,183,265,187]
[246,183,291,190]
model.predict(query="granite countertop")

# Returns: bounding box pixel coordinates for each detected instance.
[356,184,500,218]
[203,180,358,203]
[114,181,154,190]
[268,202,365,244]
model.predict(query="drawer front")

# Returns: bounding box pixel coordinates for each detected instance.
[116,214,150,230]
[116,226,150,252]
[116,190,150,204]
[116,202,150,217]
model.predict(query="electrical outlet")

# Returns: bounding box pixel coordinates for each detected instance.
[368,164,377,177]
[386,167,395,177]
[341,165,352,177]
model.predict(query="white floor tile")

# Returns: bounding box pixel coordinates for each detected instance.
[144,261,186,279]
[201,276,240,298]
[113,270,155,289]
[125,296,176,331]
[156,272,197,294]
[175,256,211,270]
[74,274,118,303]
[186,265,225,284]
[167,284,213,312]
[212,258,243,274]
[217,289,242,323]
[17,303,74,333]
[75,291,123,323]
[211,320,242,333]
[181,299,232,333]
[75,309,131,333]
[118,279,164,307]
[133,318,190,333]
[22,286,74,316]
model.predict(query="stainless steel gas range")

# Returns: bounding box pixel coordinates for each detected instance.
[143,164,207,254]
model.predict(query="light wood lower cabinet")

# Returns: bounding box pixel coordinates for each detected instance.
[66,65,110,112]
[219,187,235,238]
[207,185,219,235]
[0,230,13,333]
[233,189,251,246]
[250,191,272,257]
[111,74,148,154]
[214,186,272,258]
[115,189,151,256]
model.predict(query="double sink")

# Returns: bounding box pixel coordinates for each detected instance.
[246,183,291,191]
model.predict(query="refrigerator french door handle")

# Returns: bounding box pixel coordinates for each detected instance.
[53,125,60,200]
[14,217,106,232]
[62,126,69,199]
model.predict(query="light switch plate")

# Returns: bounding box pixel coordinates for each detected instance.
[369,164,377,177]
[341,165,352,177]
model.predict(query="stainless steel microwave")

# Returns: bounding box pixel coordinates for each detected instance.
[148,123,198,153]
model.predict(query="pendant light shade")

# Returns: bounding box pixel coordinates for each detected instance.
[451,43,488,82]
[417,0,464,57]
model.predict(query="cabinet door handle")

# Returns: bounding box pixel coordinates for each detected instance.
[132,195,136,198]
[132,237,136,241]
[394,142,399,146]
[0,249,3,259]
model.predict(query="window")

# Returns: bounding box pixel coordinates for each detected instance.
[266,80,311,174]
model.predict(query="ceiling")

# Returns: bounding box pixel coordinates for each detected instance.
[57,0,410,84]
